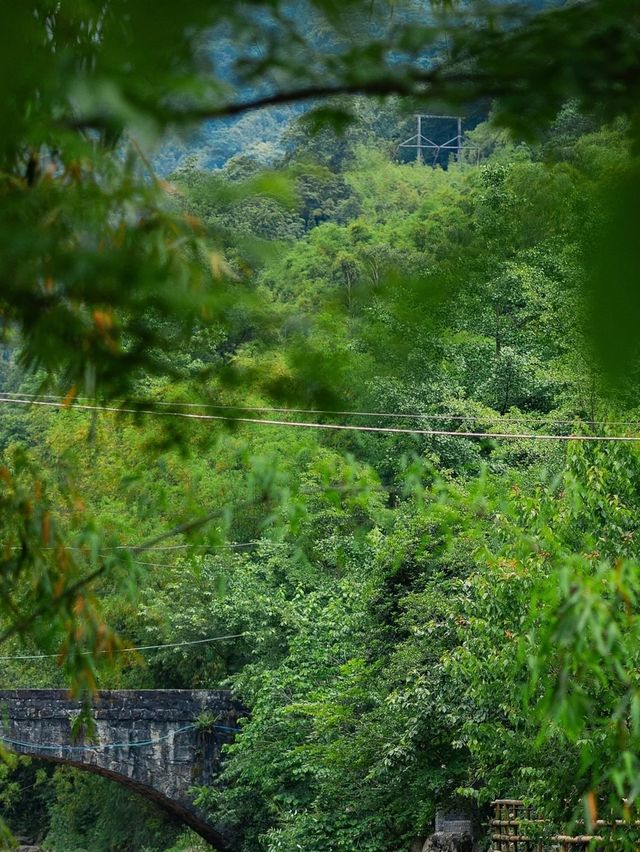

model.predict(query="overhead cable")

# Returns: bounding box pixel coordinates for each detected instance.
[0,723,242,753]
[0,396,638,443]
[5,542,269,556]
[0,633,246,661]
[2,392,638,428]
[0,725,198,752]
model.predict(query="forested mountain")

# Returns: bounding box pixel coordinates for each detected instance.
[149,0,565,176]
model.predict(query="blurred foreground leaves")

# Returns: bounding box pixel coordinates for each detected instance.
[0,0,639,396]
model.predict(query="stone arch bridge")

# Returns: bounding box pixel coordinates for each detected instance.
[0,689,241,848]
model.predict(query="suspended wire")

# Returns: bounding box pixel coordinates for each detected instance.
[0,725,197,752]
[2,392,638,428]
[130,541,266,552]
[0,722,241,753]
[5,541,269,555]
[130,542,283,562]
[0,395,638,442]
[132,557,247,567]
[0,633,246,661]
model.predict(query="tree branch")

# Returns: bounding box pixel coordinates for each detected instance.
[0,501,256,646]
[63,68,499,132]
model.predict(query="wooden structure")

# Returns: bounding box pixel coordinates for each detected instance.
[491,799,640,851]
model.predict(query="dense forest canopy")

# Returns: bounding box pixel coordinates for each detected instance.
[1,1,640,849]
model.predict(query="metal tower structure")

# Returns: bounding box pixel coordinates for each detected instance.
[398,114,479,165]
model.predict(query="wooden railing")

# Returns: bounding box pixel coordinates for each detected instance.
[491,800,640,851]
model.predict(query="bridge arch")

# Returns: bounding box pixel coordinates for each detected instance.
[0,689,240,849]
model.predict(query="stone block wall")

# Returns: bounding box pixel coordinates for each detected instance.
[0,689,241,848]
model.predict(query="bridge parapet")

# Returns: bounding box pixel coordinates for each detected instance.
[0,689,240,848]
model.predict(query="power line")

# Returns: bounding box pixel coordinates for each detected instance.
[0,725,197,752]
[130,542,283,562]
[130,541,266,552]
[132,557,248,567]
[0,633,246,661]
[6,541,269,555]
[3,392,638,427]
[0,396,638,442]
[0,502,250,649]
[0,723,242,753]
